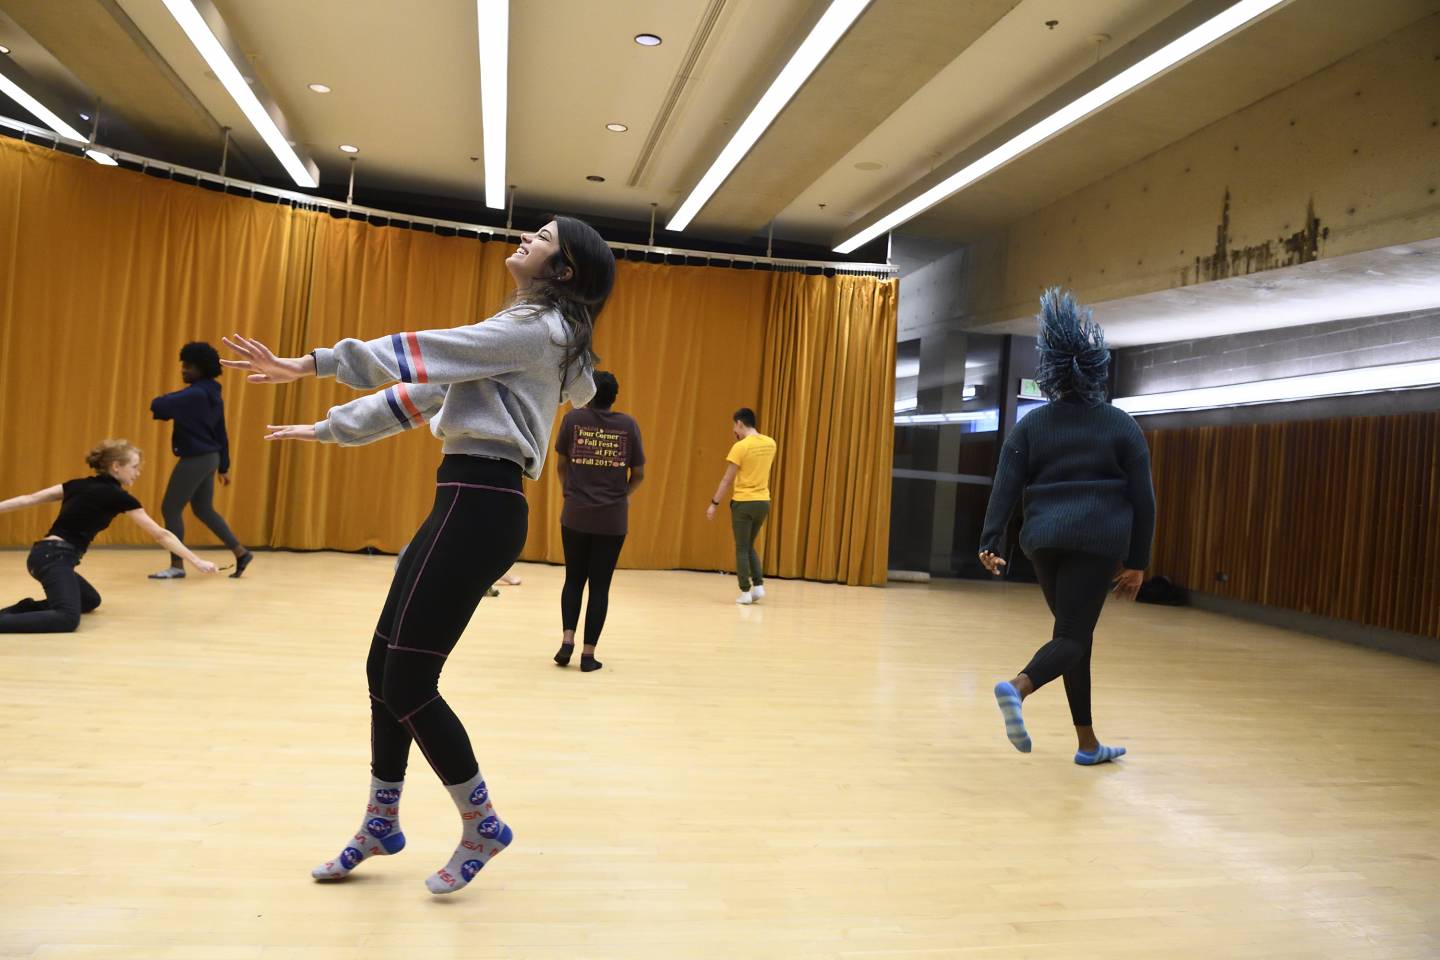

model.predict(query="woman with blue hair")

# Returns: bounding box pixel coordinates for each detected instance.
[978,288,1155,766]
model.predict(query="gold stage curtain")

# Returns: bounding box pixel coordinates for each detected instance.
[0,137,896,585]
[757,272,896,586]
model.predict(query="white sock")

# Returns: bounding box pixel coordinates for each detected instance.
[736,591,753,605]
[426,772,513,895]
[311,777,406,880]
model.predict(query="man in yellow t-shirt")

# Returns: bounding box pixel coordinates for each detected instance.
[705,407,777,604]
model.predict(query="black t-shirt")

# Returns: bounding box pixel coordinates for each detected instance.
[555,408,645,536]
[47,475,143,554]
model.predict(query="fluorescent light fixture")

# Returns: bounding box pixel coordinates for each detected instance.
[835,0,1287,253]
[476,0,509,209]
[667,0,872,231]
[895,410,999,429]
[0,68,116,165]
[160,0,318,188]
[1113,359,1440,416]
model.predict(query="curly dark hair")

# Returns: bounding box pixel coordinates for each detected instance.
[180,341,222,379]
[1034,287,1109,406]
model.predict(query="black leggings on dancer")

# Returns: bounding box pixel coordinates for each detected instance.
[161,452,242,567]
[367,455,527,785]
[1018,549,1115,727]
[0,540,100,633]
[560,526,625,647]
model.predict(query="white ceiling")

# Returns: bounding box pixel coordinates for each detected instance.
[0,0,1435,262]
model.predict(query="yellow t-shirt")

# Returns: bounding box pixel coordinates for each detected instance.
[726,433,777,501]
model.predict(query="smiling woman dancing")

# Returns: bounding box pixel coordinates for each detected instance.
[223,216,614,895]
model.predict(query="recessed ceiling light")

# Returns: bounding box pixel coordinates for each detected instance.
[634,33,662,46]
[339,144,359,153]
[586,175,606,182]
[308,82,331,93]
[606,122,628,132]
[0,44,10,55]
[79,112,91,121]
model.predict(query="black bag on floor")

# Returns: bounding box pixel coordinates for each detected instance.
[1136,575,1188,606]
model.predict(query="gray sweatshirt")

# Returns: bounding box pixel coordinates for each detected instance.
[311,305,596,479]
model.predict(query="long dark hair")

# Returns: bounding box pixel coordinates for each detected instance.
[509,215,616,390]
[1034,287,1110,406]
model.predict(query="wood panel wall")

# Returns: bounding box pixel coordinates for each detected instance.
[1146,411,1440,640]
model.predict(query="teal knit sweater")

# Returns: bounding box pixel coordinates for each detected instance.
[980,401,1156,569]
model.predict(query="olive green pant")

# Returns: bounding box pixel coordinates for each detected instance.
[730,499,770,591]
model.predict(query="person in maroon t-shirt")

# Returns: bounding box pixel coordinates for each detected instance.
[552,371,644,672]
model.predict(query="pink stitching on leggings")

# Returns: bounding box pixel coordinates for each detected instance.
[394,487,461,641]
[388,643,448,658]
[374,630,390,642]
[399,693,442,723]
[436,481,525,498]
[403,718,439,772]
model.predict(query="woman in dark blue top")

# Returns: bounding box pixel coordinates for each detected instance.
[149,342,252,579]
[0,440,218,632]
[978,289,1156,766]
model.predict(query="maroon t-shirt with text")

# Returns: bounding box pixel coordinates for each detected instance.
[556,407,645,536]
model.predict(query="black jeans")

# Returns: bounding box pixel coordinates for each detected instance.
[0,540,100,633]
[560,525,626,648]
[161,452,242,567]
[1018,549,1117,727]
[366,455,528,785]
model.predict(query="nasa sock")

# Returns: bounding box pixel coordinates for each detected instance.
[311,778,406,880]
[425,772,513,895]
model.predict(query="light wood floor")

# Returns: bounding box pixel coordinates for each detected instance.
[0,550,1436,960]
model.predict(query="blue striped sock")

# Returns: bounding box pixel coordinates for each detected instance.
[993,681,1032,753]
[1074,744,1126,765]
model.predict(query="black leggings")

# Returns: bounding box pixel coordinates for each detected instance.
[366,455,528,785]
[162,452,242,566]
[560,525,626,648]
[0,540,101,633]
[1018,549,1117,727]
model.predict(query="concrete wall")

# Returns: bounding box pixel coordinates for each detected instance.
[967,12,1440,329]
[1115,307,1440,395]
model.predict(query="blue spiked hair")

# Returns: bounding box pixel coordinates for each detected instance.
[1034,287,1110,406]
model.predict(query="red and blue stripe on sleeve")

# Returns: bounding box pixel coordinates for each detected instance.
[389,333,429,383]
[383,384,425,429]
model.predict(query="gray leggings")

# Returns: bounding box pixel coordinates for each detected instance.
[162,452,241,566]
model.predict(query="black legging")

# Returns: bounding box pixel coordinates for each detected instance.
[560,525,626,648]
[1018,549,1117,727]
[161,452,242,567]
[366,455,528,785]
[0,540,101,633]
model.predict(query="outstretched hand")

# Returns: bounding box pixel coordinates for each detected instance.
[221,335,314,384]
[1113,567,1144,601]
[978,550,1007,576]
[265,424,318,441]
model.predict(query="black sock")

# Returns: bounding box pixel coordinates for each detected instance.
[554,643,574,666]
[581,654,603,673]
[229,551,253,579]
